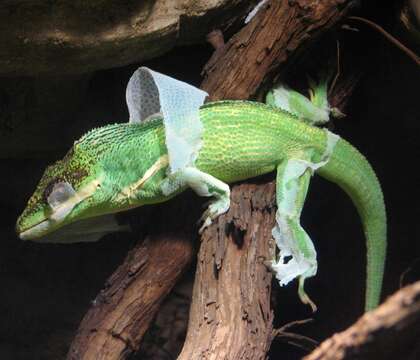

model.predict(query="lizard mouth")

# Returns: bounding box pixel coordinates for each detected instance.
[18,214,131,244]
[18,218,54,241]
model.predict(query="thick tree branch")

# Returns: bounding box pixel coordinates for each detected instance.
[177,182,276,359]
[201,0,357,100]
[67,235,193,360]
[179,1,358,359]
[304,281,420,360]
[66,199,198,360]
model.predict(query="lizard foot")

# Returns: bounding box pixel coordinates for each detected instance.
[198,193,230,234]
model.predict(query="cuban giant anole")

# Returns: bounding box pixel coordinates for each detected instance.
[16,68,387,312]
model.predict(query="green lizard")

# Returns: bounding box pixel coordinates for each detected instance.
[16,68,386,312]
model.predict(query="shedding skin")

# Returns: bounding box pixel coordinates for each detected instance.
[16,70,386,312]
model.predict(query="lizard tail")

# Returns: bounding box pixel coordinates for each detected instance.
[317,137,387,312]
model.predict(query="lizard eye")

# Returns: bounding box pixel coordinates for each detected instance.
[46,181,76,209]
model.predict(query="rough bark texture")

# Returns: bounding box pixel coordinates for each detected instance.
[304,281,420,360]
[66,198,198,360]
[177,1,359,359]
[201,0,357,101]
[66,237,192,360]
[177,182,276,360]
[0,0,255,76]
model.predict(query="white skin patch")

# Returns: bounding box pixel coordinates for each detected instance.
[47,182,77,221]
[29,214,131,244]
[126,68,230,234]
[266,71,340,126]
[271,131,339,311]
[126,67,208,172]
[161,167,230,233]
[266,85,330,125]
[271,160,316,284]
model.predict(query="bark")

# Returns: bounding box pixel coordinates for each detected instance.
[179,1,358,359]
[201,0,358,101]
[67,235,192,360]
[66,199,198,360]
[177,182,276,360]
[304,281,420,360]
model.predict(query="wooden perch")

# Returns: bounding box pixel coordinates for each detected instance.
[180,1,357,359]
[304,281,420,360]
[202,0,358,101]
[66,199,198,360]
[177,182,276,359]
[67,0,358,359]
[67,233,193,360]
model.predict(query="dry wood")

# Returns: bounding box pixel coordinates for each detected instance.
[179,1,357,359]
[304,281,420,360]
[177,182,276,360]
[67,236,192,360]
[202,0,358,101]
[66,199,198,360]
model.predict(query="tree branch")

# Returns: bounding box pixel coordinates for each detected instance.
[201,0,358,100]
[179,1,358,359]
[304,281,420,360]
[177,182,276,359]
[67,199,198,360]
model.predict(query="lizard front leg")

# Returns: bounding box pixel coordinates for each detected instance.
[272,158,318,312]
[161,167,230,233]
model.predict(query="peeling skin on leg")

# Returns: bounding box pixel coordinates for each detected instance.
[161,167,230,233]
[271,132,339,312]
[271,159,317,310]
[294,130,340,173]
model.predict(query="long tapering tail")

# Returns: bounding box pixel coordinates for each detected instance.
[317,137,387,311]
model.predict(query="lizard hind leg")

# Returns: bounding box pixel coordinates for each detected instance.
[161,167,230,233]
[272,158,318,312]
[266,71,344,126]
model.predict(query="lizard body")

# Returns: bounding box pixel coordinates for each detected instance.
[16,100,386,311]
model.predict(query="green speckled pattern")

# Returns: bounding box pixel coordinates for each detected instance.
[197,101,326,182]
[17,100,386,312]
[77,101,330,192]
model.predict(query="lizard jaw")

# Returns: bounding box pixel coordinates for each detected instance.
[18,219,53,241]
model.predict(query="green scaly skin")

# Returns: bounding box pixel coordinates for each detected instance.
[16,101,386,311]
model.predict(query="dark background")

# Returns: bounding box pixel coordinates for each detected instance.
[1,1,419,359]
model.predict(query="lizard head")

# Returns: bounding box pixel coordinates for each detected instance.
[16,131,118,242]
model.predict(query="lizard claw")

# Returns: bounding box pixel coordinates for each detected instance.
[197,196,230,234]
